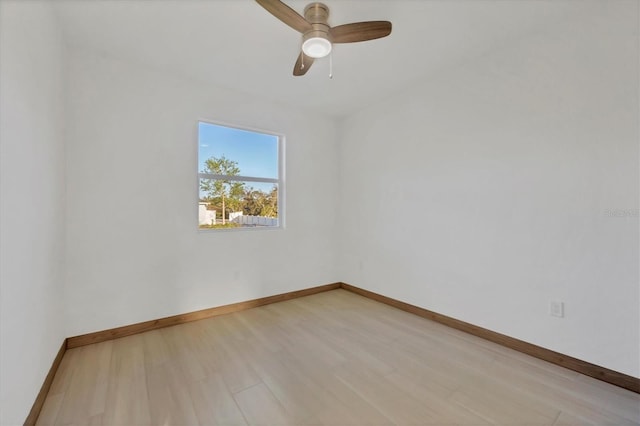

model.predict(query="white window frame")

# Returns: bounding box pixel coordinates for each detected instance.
[197,119,285,231]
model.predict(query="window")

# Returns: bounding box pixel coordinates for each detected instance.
[198,121,283,230]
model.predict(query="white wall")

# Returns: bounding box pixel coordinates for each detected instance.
[0,1,67,424]
[64,49,339,336]
[337,1,639,377]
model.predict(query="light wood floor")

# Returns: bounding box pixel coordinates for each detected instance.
[37,289,639,425]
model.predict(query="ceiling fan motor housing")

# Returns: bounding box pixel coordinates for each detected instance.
[303,2,331,43]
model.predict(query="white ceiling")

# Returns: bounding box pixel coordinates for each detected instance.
[53,0,576,118]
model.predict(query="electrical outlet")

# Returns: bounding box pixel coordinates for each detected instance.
[549,301,564,318]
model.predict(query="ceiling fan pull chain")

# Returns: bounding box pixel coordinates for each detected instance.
[329,52,333,79]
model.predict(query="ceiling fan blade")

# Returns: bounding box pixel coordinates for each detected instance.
[329,21,392,43]
[255,0,312,34]
[293,51,314,76]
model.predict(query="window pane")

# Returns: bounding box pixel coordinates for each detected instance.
[198,122,278,179]
[199,179,278,229]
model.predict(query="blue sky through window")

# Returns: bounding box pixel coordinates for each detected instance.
[198,122,278,178]
[198,121,278,193]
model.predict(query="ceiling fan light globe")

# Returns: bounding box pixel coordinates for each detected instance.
[302,37,332,58]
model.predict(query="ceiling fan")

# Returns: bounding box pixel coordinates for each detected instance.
[255,0,392,76]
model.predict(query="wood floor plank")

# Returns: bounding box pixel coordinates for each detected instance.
[146,327,173,363]
[233,383,293,426]
[36,289,640,426]
[34,393,64,426]
[383,371,491,425]
[46,347,80,397]
[188,373,247,426]
[333,363,444,425]
[275,346,393,425]
[489,350,640,424]
[199,317,264,395]
[146,361,197,425]
[450,387,556,425]
[53,342,114,424]
[553,409,640,426]
[101,336,150,426]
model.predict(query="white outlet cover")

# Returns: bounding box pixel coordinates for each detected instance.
[550,301,564,318]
